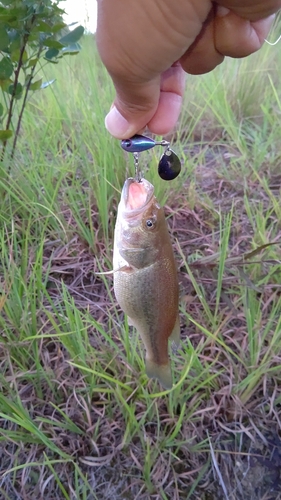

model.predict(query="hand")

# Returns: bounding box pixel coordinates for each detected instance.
[96,0,281,138]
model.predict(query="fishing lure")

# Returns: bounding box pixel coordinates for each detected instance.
[121,134,169,153]
[120,134,181,181]
[158,148,181,181]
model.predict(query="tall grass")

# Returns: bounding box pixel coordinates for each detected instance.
[0,34,281,499]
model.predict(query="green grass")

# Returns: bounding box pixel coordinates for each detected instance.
[0,34,281,499]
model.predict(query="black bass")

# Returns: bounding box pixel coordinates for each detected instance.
[113,177,180,389]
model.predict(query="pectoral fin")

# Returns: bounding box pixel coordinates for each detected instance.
[146,359,173,390]
[95,265,133,275]
[120,247,152,269]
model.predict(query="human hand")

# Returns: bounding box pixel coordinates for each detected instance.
[96,0,281,138]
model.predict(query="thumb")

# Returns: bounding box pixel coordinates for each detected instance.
[105,79,160,139]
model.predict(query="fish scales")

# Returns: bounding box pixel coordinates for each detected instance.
[114,257,177,365]
[113,177,180,389]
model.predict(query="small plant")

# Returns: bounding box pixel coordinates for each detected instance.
[0,0,84,160]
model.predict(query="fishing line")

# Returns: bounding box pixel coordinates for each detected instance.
[264,33,281,46]
[264,10,281,46]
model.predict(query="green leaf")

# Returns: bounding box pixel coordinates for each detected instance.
[32,20,52,33]
[0,7,27,25]
[26,57,39,68]
[8,28,20,43]
[0,57,13,79]
[44,38,64,49]
[41,79,55,89]
[25,74,32,86]
[52,21,67,33]
[29,77,42,90]
[0,103,4,117]
[0,26,9,51]
[9,37,21,54]
[44,48,59,60]
[59,25,84,45]
[61,42,81,55]
[0,78,12,92]
[25,32,38,43]
[11,48,28,63]
[0,129,13,141]
[8,82,23,98]
[0,14,16,24]
[43,58,58,64]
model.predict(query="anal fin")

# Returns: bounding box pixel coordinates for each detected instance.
[169,315,180,348]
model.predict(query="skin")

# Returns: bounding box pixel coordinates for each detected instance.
[96,0,281,138]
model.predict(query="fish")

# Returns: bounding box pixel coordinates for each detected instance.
[113,177,180,389]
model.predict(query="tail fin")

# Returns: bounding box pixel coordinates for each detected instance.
[146,359,173,389]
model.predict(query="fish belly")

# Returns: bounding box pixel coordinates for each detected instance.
[114,257,179,388]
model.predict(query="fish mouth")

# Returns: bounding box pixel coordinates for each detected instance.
[121,177,154,215]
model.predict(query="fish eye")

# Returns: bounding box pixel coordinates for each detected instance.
[146,219,154,228]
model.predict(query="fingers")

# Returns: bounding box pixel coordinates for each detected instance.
[105,65,186,138]
[216,1,281,21]
[96,0,211,138]
[98,0,281,139]
[105,79,160,139]
[179,8,225,75]
[148,64,186,135]
[215,9,275,56]
[178,6,275,75]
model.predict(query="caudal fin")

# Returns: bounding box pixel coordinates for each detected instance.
[146,359,173,390]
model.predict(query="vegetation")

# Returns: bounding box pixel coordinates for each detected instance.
[0,0,84,160]
[0,31,281,499]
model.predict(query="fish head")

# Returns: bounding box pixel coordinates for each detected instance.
[115,178,166,268]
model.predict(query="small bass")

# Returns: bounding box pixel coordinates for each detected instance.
[113,177,180,389]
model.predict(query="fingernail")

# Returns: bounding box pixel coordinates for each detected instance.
[216,6,230,17]
[105,106,134,138]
